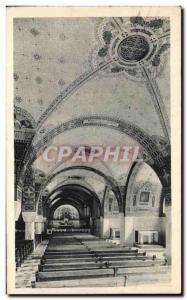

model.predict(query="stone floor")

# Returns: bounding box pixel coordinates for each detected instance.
[15,240,48,288]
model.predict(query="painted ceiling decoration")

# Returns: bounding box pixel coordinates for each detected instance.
[14,17,170,137]
[37,16,170,139]
[14,17,171,203]
[91,17,170,80]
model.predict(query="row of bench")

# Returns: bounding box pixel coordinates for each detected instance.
[32,233,170,287]
[15,240,34,269]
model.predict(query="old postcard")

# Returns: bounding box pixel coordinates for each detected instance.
[6,6,181,295]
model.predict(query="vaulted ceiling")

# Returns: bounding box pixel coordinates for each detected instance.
[14,17,170,195]
[14,17,170,134]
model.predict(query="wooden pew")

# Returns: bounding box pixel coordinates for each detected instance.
[33,276,126,288]
[36,268,115,281]
[41,255,148,264]
[116,265,170,275]
[92,248,138,252]
[43,252,144,260]
[15,240,34,269]
[44,249,139,254]
[36,264,169,282]
[34,233,170,288]
[39,258,165,272]
[39,264,104,271]
[43,254,93,259]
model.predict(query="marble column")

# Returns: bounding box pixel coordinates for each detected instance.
[25,221,35,240]
[35,215,43,235]
[89,217,94,234]
[139,233,144,245]
[22,212,36,241]
[123,215,134,246]
[41,222,45,233]
[165,204,171,264]
[35,222,42,235]
[162,186,171,265]
[95,218,101,237]
[119,213,125,245]
[42,217,47,233]
[100,216,110,238]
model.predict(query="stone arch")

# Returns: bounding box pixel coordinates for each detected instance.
[36,166,123,214]
[46,178,100,201]
[23,116,165,168]
[20,115,167,185]
[46,183,102,218]
[36,154,115,209]
[48,199,84,220]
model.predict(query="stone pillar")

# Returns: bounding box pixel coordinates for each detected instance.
[139,233,143,245]
[35,222,42,235]
[25,222,35,240]
[123,216,134,246]
[41,222,45,233]
[35,216,43,235]
[119,213,125,245]
[165,204,171,264]
[22,212,36,241]
[95,218,101,237]
[99,217,103,238]
[162,186,171,265]
[42,217,47,233]
[100,216,110,238]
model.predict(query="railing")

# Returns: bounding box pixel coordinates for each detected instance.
[48,228,90,233]
[15,240,34,270]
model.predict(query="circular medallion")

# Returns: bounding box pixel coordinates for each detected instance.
[24,186,35,198]
[117,34,150,62]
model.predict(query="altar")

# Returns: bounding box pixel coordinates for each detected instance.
[135,230,159,245]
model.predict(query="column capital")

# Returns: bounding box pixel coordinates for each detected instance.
[22,211,36,222]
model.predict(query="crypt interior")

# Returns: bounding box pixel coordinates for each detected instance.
[14,17,171,288]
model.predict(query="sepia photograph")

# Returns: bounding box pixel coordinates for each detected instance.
[6,6,181,295]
